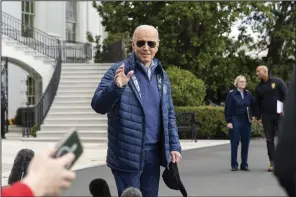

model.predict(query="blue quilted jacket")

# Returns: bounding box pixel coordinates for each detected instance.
[91,52,181,173]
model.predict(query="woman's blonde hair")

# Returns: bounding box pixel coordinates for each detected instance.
[234,75,247,87]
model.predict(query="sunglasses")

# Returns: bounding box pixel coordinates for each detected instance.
[136,40,157,48]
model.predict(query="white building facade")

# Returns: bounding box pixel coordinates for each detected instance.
[2,1,107,119]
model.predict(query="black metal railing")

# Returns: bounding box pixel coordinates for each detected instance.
[62,41,92,63]
[1,57,9,134]
[2,12,60,59]
[21,51,61,137]
[1,11,62,137]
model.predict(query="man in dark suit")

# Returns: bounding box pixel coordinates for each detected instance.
[255,65,287,172]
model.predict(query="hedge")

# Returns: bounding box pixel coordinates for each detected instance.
[175,106,264,140]
[166,66,206,106]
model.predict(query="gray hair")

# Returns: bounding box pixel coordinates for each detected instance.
[121,187,142,197]
[233,75,246,87]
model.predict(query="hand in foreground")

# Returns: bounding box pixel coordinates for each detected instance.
[227,123,233,129]
[115,64,134,88]
[170,151,182,163]
[251,117,255,123]
[22,147,76,196]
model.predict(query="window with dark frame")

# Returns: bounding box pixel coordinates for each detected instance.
[66,0,77,42]
[26,76,36,106]
[21,1,35,38]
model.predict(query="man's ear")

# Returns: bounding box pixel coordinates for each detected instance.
[132,41,135,51]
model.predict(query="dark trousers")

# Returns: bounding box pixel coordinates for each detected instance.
[262,115,280,163]
[111,148,160,197]
[1,107,5,138]
[229,117,252,168]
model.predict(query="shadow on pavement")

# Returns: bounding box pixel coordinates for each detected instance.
[64,139,286,196]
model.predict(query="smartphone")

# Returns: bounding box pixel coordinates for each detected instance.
[52,128,84,169]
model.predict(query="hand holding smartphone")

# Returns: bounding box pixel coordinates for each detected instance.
[52,128,84,169]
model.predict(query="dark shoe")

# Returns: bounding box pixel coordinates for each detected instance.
[231,167,238,171]
[1,136,6,139]
[240,166,250,171]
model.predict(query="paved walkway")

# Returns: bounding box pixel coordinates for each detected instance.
[1,136,229,186]
[63,139,286,196]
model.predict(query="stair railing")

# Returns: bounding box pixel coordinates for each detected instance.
[1,11,62,136]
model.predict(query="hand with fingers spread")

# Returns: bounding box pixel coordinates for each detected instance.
[114,64,134,88]
[21,147,76,196]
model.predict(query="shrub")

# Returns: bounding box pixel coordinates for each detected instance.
[166,66,206,106]
[175,106,264,139]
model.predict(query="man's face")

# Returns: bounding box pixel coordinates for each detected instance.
[132,28,159,65]
[256,67,265,79]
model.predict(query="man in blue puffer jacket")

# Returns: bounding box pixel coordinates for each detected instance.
[91,25,182,197]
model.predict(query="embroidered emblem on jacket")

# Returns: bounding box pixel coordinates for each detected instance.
[131,75,141,98]
[163,84,167,95]
[271,83,276,89]
[157,74,162,91]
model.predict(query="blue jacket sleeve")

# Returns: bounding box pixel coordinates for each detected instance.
[91,66,126,114]
[224,92,233,123]
[167,81,182,153]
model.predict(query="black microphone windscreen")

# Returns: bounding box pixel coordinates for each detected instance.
[121,187,142,197]
[8,148,34,185]
[89,178,111,197]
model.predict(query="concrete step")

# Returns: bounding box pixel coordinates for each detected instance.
[56,92,93,97]
[62,63,113,66]
[57,90,94,93]
[24,50,39,55]
[61,64,112,70]
[4,40,19,46]
[54,95,93,102]
[34,55,49,60]
[21,136,108,143]
[61,70,107,74]
[46,112,104,119]
[37,130,107,138]
[61,73,104,79]
[52,100,93,107]
[40,124,107,131]
[60,75,100,79]
[59,78,100,83]
[44,117,107,125]
[58,86,97,92]
[58,82,98,87]
[15,45,32,51]
[8,126,23,133]
[49,106,95,113]
[43,59,56,64]
[34,54,53,60]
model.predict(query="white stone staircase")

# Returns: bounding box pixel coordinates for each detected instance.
[23,63,112,143]
[2,34,56,91]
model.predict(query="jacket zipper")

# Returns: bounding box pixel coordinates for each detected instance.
[159,69,168,168]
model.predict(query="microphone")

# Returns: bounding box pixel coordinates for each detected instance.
[89,178,111,197]
[8,148,34,185]
[121,187,142,197]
